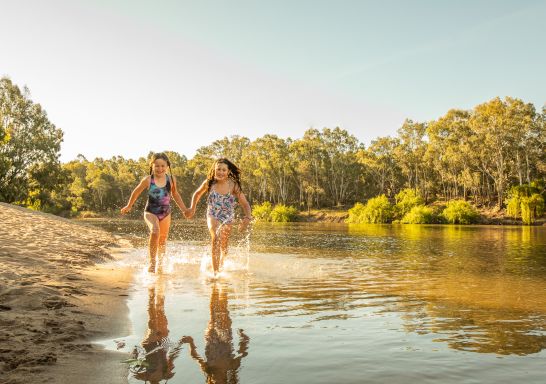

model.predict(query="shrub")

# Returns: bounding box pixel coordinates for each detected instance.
[394,189,424,219]
[252,201,273,222]
[270,204,298,222]
[441,200,479,224]
[520,194,544,225]
[505,183,545,225]
[401,205,435,224]
[346,202,366,223]
[346,195,393,224]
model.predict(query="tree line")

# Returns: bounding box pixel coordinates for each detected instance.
[1,76,545,217]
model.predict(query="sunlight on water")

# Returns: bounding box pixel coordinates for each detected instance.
[91,221,546,384]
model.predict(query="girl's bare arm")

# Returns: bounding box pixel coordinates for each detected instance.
[170,176,190,214]
[121,176,149,213]
[233,186,252,230]
[188,180,208,214]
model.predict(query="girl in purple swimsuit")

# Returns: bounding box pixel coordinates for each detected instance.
[187,158,252,276]
[121,153,190,273]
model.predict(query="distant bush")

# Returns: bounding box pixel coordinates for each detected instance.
[346,195,393,224]
[441,200,479,224]
[395,189,424,219]
[346,202,366,223]
[505,183,545,225]
[520,194,544,225]
[401,205,435,224]
[270,204,298,222]
[252,201,273,222]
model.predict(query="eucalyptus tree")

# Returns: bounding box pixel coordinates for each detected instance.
[506,100,541,186]
[289,129,327,209]
[320,127,362,206]
[538,106,546,181]
[0,77,64,207]
[426,109,474,200]
[242,134,292,204]
[84,158,117,211]
[394,119,430,201]
[62,156,91,212]
[470,97,536,208]
[358,136,402,198]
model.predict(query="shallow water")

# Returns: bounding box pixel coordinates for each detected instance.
[92,221,546,383]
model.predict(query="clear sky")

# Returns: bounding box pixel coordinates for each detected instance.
[1,0,545,162]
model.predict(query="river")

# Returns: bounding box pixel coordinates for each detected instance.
[91,220,546,383]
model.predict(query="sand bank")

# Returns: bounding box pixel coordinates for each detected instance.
[0,203,133,384]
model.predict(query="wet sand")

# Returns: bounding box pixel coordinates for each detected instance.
[0,203,132,384]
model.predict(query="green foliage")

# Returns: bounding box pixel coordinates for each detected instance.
[2,76,545,221]
[505,183,544,224]
[441,200,479,224]
[252,201,273,222]
[346,202,366,223]
[520,194,544,225]
[0,77,64,208]
[470,97,540,208]
[346,195,393,224]
[270,204,298,222]
[401,205,435,224]
[252,202,298,222]
[394,188,424,219]
[521,193,544,225]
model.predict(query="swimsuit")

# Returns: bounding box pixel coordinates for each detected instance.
[145,175,172,220]
[207,189,237,224]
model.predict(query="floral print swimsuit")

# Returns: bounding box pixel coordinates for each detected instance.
[207,188,237,224]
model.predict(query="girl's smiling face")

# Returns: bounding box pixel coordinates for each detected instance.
[152,158,168,176]
[214,162,229,181]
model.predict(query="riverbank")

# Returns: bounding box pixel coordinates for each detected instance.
[297,209,349,223]
[73,207,545,225]
[0,203,132,384]
[300,206,546,225]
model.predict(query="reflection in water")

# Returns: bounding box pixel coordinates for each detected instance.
[402,303,546,355]
[248,235,546,356]
[184,283,249,384]
[132,277,185,383]
[93,220,546,382]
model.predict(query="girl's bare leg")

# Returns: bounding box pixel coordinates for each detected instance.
[157,214,171,273]
[207,216,221,274]
[144,212,161,273]
[219,224,232,271]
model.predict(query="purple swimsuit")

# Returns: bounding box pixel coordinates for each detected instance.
[145,175,172,220]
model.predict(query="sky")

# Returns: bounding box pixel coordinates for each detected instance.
[1,0,545,162]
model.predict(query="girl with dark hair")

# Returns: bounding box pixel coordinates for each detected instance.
[121,152,190,273]
[187,158,252,276]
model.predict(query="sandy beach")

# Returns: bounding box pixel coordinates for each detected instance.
[0,203,132,384]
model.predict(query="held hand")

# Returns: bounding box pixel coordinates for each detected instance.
[181,336,194,343]
[120,205,132,214]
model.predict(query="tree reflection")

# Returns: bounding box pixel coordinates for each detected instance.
[183,283,250,384]
[402,301,546,355]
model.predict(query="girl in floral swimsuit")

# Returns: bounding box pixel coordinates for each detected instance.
[188,158,252,276]
[121,153,190,273]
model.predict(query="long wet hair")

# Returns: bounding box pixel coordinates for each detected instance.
[149,152,174,185]
[206,158,242,193]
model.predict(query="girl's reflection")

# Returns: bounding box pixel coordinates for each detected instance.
[132,277,184,384]
[183,283,250,384]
